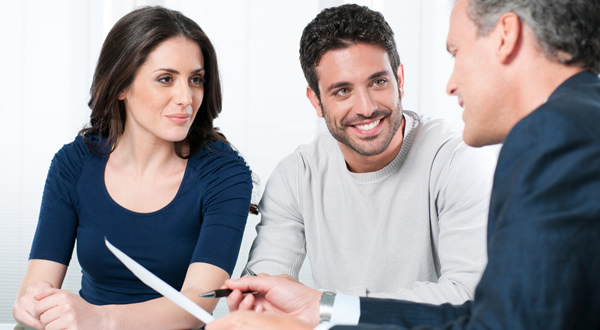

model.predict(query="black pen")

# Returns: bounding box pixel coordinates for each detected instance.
[199,288,235,298]
[199,288,258,298]
[199,267,257,298]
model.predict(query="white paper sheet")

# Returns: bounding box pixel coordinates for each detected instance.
[104,238,215,324]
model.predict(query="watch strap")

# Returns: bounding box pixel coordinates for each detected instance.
[319,291,336,323]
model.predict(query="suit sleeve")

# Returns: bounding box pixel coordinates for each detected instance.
[332,299,471,329]
[245,153,307,278]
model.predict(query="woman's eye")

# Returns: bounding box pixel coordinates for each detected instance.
[191,76,205,86]
[158,76,172,84]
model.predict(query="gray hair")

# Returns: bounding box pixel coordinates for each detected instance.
[467,0,600,74]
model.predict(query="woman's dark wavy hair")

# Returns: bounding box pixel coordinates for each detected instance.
[468,0,600,74]
[81,6,226,157]
[299,4,401,100]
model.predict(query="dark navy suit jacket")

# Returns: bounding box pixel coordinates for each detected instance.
[334,71,600,329]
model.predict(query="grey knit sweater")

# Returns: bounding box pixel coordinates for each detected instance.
[246,110,496,304]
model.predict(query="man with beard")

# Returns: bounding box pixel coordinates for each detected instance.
[243,4,496,304]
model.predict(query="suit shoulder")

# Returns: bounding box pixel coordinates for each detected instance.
[515,100,600,143]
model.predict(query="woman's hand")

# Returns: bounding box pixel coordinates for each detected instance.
[13,280,53,329]
[33,288,110,330]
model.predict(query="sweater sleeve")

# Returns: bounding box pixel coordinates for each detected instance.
[367,140,495,304]
[246,153,307,278]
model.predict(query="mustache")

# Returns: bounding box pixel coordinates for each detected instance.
[341,109,393,126]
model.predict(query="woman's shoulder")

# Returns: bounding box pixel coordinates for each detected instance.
[189,140,251,177]
[48,135,106,184]
[185,141,253,198]
[53,135,101,163]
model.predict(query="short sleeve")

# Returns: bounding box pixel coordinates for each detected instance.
[29,137,89,265]
[191,144,253,275]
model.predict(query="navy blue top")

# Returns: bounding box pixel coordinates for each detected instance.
[29,136,253,305]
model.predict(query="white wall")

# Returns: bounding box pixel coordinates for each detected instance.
[0,0,462,323]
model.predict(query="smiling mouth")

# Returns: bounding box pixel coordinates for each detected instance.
[354,119,381,130]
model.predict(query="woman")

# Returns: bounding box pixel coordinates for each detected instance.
[13,6,253,329]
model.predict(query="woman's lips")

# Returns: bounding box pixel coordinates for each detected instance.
[166,113,190,125]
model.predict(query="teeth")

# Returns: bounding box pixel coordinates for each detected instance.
[354,119,380,130]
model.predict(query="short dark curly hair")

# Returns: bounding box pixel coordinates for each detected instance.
[299,4,401,100]
[468,0,600,74]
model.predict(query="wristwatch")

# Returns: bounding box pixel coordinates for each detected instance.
[318,291,336,323]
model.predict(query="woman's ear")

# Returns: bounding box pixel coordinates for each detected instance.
[118,89,128,101]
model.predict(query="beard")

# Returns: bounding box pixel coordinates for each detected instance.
[322,98,403,156]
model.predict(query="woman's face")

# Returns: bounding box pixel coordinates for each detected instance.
[119,36,205,143]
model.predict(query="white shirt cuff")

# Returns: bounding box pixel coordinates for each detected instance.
[332,292,361,324]
[313,293,360,329]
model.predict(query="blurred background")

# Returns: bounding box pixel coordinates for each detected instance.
[0,0,465,323]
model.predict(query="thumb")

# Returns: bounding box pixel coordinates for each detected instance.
[34,288,58,301]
